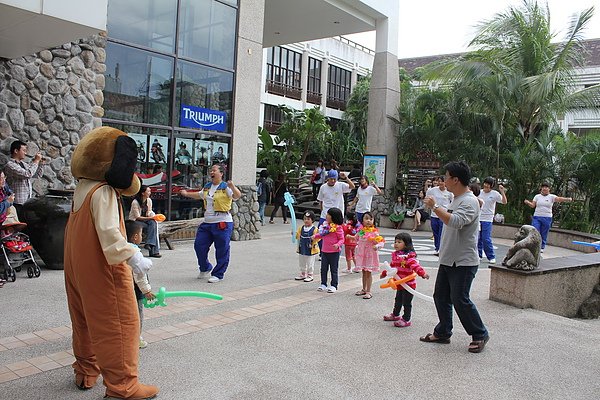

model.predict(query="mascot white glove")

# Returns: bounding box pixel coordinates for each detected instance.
[128,251,153,275]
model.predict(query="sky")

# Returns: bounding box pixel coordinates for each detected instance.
[345,0,600,59]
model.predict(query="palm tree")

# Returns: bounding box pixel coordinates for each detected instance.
[423,1,597,176]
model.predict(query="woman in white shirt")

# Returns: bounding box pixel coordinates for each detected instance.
[349,175,382,223]
[524,183,572,252]
[129,185,161,258]
[477,177,507,263]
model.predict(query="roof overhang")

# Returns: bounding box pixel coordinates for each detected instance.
[0,0,107,59]
[263,0,387,48]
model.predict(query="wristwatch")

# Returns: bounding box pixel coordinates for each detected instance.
[433,204,440,210]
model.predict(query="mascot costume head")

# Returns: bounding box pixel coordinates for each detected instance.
[71,126,140,197]
[64,126,158,399]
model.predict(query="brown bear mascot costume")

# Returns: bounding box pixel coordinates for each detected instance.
[64,126,159,399]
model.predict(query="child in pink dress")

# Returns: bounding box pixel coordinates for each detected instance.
[342,212,360,273]
[352,212,384,299]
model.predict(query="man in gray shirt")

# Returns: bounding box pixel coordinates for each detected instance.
[420,161,489,353]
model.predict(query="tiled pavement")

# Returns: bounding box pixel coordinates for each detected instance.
[1,223,599,400]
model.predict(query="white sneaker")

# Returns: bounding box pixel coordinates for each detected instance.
[326,286,337,293]
[208,276,221,283]
[433,251,439,256]
[197,271,211,279]
[540,248,545,253]
[488,258,496,264]
[317,284,327,291]
[303,276,314,282]
[294,275,306,280]
[139,339,148,349]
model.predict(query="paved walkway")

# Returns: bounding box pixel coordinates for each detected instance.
[1,223,599,399]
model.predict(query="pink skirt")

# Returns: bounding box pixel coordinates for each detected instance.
[354,237,380,272]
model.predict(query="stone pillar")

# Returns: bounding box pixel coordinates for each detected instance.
[320,56,329,111]
[0,35,106,194]
[366,10,400,194]
[300,49,309,109]
[229,0,265,240]
[231,186,261,240]
[350,64,358,91]
[231,0,264,186]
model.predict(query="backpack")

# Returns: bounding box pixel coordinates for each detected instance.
[257,181,264,197]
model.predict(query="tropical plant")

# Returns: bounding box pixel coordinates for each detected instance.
[394,0,600,230]
[422,0,598,174]
[257,105,330,179]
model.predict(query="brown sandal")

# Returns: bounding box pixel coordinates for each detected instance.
[419,333,450,344]
[355,290,367,296]
[468,336,490,353]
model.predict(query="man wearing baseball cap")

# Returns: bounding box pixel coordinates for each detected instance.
[317,169,355,226]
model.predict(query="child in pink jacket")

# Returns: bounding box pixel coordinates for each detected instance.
[313,207,345,293]
[381,232,429,327]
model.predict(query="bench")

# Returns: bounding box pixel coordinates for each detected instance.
[157,218,203,250]
[378,214,431,231]
[489,253,600,318]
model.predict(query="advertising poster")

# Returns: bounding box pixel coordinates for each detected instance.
[128,133,148,163]
[149,135,168,164]
[174,138,193,165]
[363,155,386,188]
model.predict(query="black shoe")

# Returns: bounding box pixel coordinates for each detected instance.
[149,253,162,258]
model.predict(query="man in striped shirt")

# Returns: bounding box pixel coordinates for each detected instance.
[4,140,44,221]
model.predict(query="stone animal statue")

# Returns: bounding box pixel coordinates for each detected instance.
[502,225,542,271]
[578,276,600,319]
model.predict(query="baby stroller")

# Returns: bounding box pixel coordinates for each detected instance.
[0,206,40,282]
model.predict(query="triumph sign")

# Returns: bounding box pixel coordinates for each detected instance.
[180,105,227,132]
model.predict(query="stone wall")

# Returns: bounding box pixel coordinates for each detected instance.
[371,189,393,227]
[231,185,261,240]
[0,34,106,193]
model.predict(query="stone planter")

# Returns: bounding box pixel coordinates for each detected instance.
[23,189,72,270]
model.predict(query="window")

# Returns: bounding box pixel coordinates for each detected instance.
[175,61,234,133]
[178,0,237,68]
[107,0,177,53]
[263,104,283,132]
[104,0,238,221]
[171,132,231,219]
[327,65,351,110]
[104,42,174,125]
[307,57,322,104]
[265,46,302,99]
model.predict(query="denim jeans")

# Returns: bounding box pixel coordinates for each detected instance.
[531,216,552,249]
[430,217,443,252]
[478,221,494,259]
[320,252,340,288]
[433,264,488,341]
[140,219,160,255]
[258,201,267,223]
[194,222,233,279]
[356,212,365,224]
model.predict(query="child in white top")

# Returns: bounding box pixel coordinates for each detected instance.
[295,211,319,282]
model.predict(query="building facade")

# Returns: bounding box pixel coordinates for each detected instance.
[0,0,400,240]
[260,36,374,134]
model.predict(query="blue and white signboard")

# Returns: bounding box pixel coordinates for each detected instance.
[180,104,227,132]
